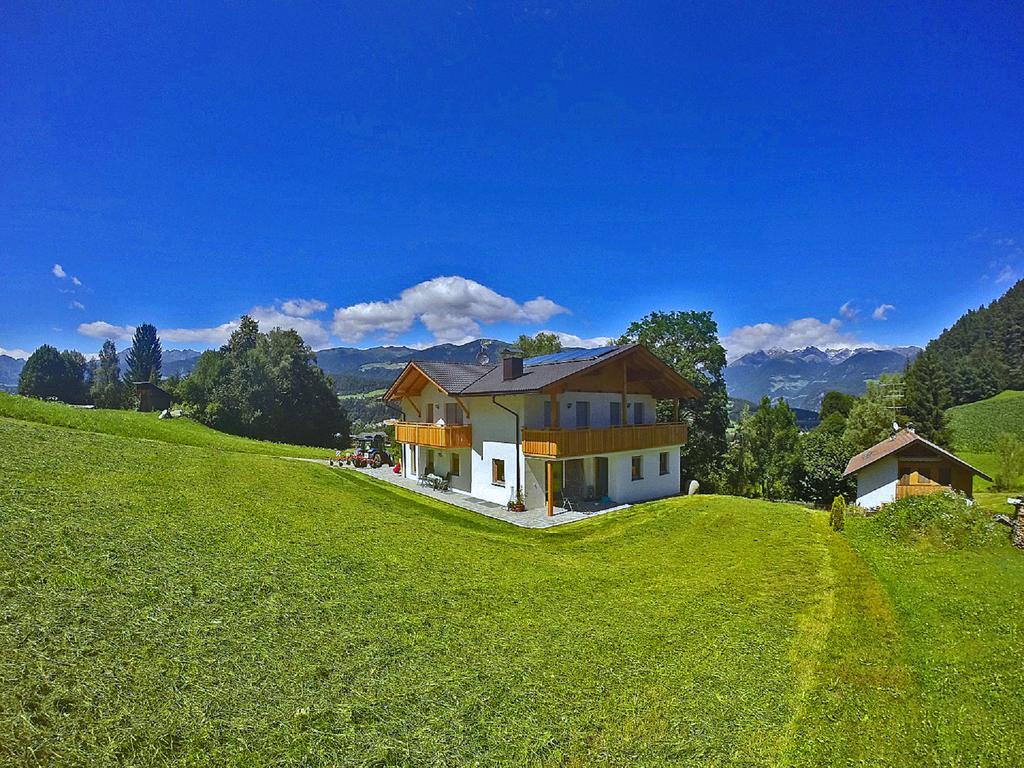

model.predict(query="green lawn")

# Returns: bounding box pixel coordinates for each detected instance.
[2,407,1023,766]
[948,389,1024,452]
[0,392,330,458]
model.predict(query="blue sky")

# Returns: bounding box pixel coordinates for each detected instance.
[2,2,1021,359]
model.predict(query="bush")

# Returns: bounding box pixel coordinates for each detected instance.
[829,495,846,531]
[871,491,997,548]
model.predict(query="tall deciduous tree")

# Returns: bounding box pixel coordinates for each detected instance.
[617,310,730,488]
[18,344,89,403]
[904,350,952,447]
[844,374,903,452]
[793,429,855,505]
[90,339,127,409]
[515,332,563,358]
[126,323,162,383]
[747,396,800,499]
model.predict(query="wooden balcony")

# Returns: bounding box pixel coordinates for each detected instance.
[522,422,687,459]
[395,422,473,449]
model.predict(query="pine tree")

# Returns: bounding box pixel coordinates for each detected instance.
[126,323,162,383]
[90,339,126,408]
[829,495,846,531]
[904,350,952,447]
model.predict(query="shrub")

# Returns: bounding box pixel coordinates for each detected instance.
[871,491,997,548]
[829,495,846,531]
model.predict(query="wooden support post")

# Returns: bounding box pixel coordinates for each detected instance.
[547,461,554,517]
[621,364,628,426]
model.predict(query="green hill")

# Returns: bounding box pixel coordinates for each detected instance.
[2,405,1023,765]
[948,390,1024,452]
[0,392,330,459]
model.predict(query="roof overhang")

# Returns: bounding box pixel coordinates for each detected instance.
[532,344,702,400]
[383,362,451,402]
[844,432,993,481]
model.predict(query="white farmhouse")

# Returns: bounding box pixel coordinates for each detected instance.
[843,428,991,508]
[384,344,701,515]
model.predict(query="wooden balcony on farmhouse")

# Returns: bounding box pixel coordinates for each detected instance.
[522,422,688,459]
[394,422,473,449]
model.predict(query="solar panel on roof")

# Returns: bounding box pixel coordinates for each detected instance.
[524,345,618,366]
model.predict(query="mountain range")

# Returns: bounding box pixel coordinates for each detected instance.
[2,340,921,410]
[722,346,921,411]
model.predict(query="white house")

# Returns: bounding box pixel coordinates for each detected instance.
[844,429,991,508]
[383,344,701,515]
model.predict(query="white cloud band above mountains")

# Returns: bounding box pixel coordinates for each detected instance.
[723,317,882,359]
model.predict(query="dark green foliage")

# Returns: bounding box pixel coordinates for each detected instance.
[829,495,846,531]
[177,316,350,447]
[125,323,162,383]
[909,278,1024,407]
[817,411,848,436]
[726,396,800,498]
[844,375,903,452]
[89,339,128,409]
[903,350,951,447]
[870,491,997,548]
[794,430,856,506]
[820,391,856,420]
[617,310,729,489]
[515,331,563,358]
[18,344,89,403]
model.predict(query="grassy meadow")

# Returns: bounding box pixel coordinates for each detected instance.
[947,390,1024,506]
[2,399,1024,766]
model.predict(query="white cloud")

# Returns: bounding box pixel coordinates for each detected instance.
[78,321,136,341]
[839,301,858,320]
[723,317,878,359]
[541,330,615,349]
[279,298,327,317]
[71,276,82,286]
[872,303,895,320]
[249,304,331,348]
[0,347,30,359]
[995,264,1018,284]
[332,276,569,344]
[70,300,85,311]
[160,322,238,345]
[52,263,66,278]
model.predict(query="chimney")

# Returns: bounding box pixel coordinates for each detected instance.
[501,349,524,380]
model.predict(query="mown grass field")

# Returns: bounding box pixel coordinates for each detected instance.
[2,404,1023,766]
[949,389,1024,452]
[0,392,330,459]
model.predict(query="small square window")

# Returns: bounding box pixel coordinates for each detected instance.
[659,451,669,475]
[631,455,643,481]
[492,458,506,486]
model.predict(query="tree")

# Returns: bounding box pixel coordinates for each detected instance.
[793,429,855,505]
[844,375,902,452]
[993,433,1024,491]
[829,495,846,532]
[126,323,162,383]
[617,311,729,489]
[90,339,127,409]
[176,317,350,447]
[904,350,951,447]
[747,396,800,499]
[18,344,89,403]
[820,391,856,420]
[515,332,562,358]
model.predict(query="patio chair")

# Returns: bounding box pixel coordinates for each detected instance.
[436,473,452,492]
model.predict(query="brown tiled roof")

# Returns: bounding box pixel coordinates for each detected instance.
[843,429,992,481]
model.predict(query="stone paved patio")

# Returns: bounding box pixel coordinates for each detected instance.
[293,458,632,528]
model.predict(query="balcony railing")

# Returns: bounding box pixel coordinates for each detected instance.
[522,422,687,459]
[395,422,473,449]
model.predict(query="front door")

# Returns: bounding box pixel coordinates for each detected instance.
[595,457,609,499]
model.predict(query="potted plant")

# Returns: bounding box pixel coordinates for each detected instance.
[507,490,526,513]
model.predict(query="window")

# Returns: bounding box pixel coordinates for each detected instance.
[445,402,463,426]
[492,458,506,486]
[426,403,435,423]
[659,451,669,476]
[575,401,590,429]
[450,452,461,476]
[634,402,645,424]
[409,446,416,473]
[610,401,621,426]
[543,400,552,427]
[425,450,435,475]
[631,455,643,481]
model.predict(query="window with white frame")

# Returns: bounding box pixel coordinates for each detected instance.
[492,458,505,486]
[631,455,643,481]
[659,451,669,475]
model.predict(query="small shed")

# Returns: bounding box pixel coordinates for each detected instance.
[134,381,172,413]
[844,429,992,508]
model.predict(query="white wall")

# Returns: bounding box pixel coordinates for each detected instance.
[523,391,658,429]
[607,447,682,504]
[856,458,898,508]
